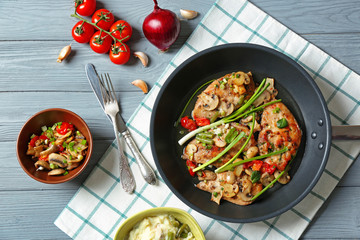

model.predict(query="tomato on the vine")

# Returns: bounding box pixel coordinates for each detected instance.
[109,43,130,65]
[75,0,96,16]
[72,21,95,43]
[90,31,112,54]
[91,9,114,31]
[110,20,132,42]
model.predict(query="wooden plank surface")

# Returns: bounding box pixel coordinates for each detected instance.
[1,0,360,239]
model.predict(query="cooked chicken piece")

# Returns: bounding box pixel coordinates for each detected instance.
[196,172,263,206]
[192,71,255,121]
[258,102,302,171]
[182,123,256,168]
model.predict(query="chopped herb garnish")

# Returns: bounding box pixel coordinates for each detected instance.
[41,125,47,132]
[213,192,218,197]
[69,142,75,151]
[273,107,280,113]
[81,139,87,145]
[63,171,69,176]
[251,171,261,183]
[276,118,288,128]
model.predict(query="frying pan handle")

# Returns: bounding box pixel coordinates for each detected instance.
[332,125,360,140]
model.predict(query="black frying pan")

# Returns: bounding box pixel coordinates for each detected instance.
[150,43,331,222]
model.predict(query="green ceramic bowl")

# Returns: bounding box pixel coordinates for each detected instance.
[114,207,205,240]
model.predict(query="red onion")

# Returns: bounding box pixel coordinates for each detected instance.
[142,0,180,51]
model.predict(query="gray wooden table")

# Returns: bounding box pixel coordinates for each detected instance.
[1,0,359,239]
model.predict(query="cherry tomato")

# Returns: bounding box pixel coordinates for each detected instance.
[186,160,196,177]
[195,117,210,127]
[39,135,48,140]
[72,21,95,43]
[29,136,39,147]
[110,20,132,42]
[56,122,74,135]
[75,0,96,16]
[180,116,197,131]
[90,31,112,54]
[109,43,130,65]
[252,160,263,171]
[261,162,277,175]
[91,9,114,31]
[243,161,254,169]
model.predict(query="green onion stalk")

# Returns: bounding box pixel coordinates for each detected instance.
[215,147,288,173]
[192,132,245,172]
[178,79,274,146]
[214,112,256,173]
[251,157,294,201]
[175,79,216,127]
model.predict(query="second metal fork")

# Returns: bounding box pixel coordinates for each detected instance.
[99,73,136,193]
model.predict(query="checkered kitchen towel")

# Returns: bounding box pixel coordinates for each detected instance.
[55,0,360,239]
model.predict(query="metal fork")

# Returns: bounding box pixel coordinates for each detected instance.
[99,73,136,193]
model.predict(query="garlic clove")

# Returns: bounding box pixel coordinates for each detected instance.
[180,9,198,20]
[131,80,149,94]
[134,51,149,67]
[57,44,71,63]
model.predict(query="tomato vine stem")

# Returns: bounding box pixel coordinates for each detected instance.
[70,13,129,48]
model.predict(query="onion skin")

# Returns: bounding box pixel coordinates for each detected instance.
[142,0,180,51]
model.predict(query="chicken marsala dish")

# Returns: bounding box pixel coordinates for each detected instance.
[178,71,301,205]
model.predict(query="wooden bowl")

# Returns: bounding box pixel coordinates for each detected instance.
[16,108,93,184]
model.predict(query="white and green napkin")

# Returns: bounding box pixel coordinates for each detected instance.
[55,0,360,239]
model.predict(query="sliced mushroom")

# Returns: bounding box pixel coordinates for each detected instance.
[34,160,51,170]
[217,171,236,184]
[228,71,246,86]
[26,146,35,155]
[239,175,252,194]
[245,168,253,176]
[213,136,226,147]
[260,172,275,187]
[241,115,253,123]
[48,168,66,176]
[218,101,234,117]
[33,145,44,158]
[184,144,197,160]
[67,139,88,158]
[199,93,219,111]
[40,144,59,157]
[68,154,84,163]
[265,78,277,96]
[198,170,217,181]
[252,90,271,107]
[274,170,291,184]
[250,120,261,132]
[54,130,72,146]
[222,183,239,198]
[67,162,80,170]
[49,153,68,168]
[233,164,244,177]
[237,191,253,202]
[246,146,259,159]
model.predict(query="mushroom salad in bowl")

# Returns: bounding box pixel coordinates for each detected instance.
[17,108,93,184]
[26,121,88,176]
